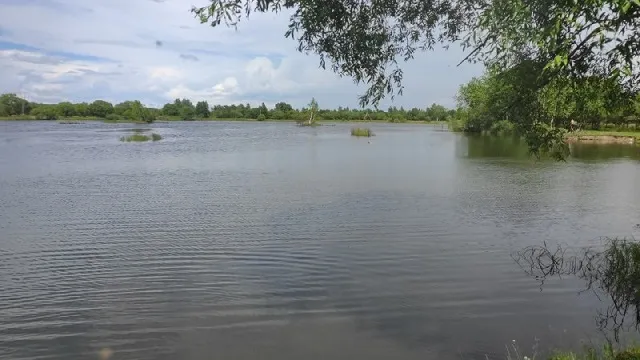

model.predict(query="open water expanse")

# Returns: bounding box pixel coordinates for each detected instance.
[1,121,639,360]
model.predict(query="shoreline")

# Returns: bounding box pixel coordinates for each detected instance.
[565,130,640,145]
[0,117,447,125]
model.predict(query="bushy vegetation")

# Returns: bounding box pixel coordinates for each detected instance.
[447,64,640,158]
[548,347,640,360]
[119,133,162,142]
[351,128,374,137]
[0,94,155,123]
[0,93,455,123]
[504,340,640,360]
[453,66,640,135]
[489,120,516,136]
[120,134,150,142]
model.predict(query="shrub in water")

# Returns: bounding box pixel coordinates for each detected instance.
[120,134,150,142]
[351,127,374,137]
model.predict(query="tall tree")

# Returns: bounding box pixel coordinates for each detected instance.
[0,93,30,116]
[275,102,293,112]
[57,102,76,117]
[258,102,269,118]
[74,102,89,117]
[129,101,155,123]
[162,102,179,116]
[425,103,449,122]
[114,101,134,116]
[88,100,114,118]
[179,99,196,120]
[307,97,318,125]
[195,101,211,118]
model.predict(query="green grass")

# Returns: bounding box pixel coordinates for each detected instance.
[573,129,640,139]
[119,132,161,142]
[120,134,150,142]
[548,347,640,360]
[351,127,374,137]
[502,339,640,360]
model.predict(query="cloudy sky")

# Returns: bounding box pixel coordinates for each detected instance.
[0,0,483,109]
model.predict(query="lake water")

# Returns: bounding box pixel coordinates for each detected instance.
[1,121,639,360]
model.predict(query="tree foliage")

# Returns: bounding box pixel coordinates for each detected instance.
[0,93,455,123]
[195,101,211,118]
[88,100,114,118]
[191,0,640,107]
[452,63,639,158]
[0,93,31,116]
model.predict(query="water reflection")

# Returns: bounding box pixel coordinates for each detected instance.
[569,143,640,161]
[512,238,640,341]
[459,135,640,161]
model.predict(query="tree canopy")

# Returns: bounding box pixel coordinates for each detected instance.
[0,93,455,123]
[191,0,640,106]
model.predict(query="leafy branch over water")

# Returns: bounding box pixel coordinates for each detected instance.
[512,239,640,342]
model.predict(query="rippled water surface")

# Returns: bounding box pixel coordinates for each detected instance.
[1,121,639,360]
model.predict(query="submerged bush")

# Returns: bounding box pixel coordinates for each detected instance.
[120,134,150,142]
[489,120,515,135]
[120,133,162,142]
[448,116,467,132]
[351,127,374,137]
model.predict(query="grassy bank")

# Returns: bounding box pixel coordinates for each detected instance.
[503,339,640,360]
[565,130,640,145]
[572,129,640,140]
[547,346,640,360]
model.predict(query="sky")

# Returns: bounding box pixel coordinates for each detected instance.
[0,0,483,109]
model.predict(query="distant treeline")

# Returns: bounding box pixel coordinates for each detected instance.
[0,93,454,123]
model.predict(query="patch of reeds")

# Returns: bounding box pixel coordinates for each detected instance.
[120,134,150,142]
[500,339,640,360]
[119,132,161,142]
[351,127,374,137]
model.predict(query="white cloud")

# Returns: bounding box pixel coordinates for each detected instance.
[0,0,483,108]
[213,77,240,96]
[148,66,182,81]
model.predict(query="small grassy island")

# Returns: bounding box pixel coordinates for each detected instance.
[351,127,374,137]
[119,133,162,142]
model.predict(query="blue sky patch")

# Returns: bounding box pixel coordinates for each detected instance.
[189,48,284,65]
[0,40,113,62]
